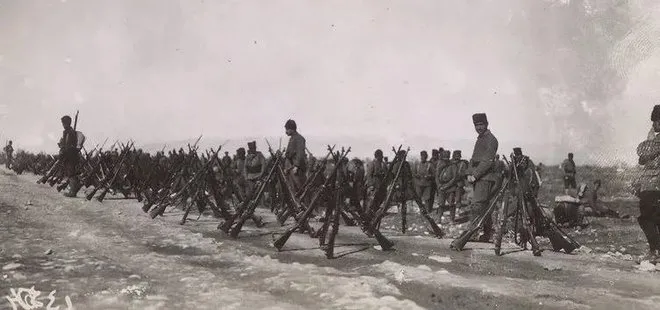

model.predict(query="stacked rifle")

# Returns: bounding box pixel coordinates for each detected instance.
[450,149,580,256]
[20,138,453,259]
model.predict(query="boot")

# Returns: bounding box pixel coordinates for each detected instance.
[636,248,659,264]
[638,216,660,259]
[64,177,82,198]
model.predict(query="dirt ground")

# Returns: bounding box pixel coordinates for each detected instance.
[1,169,659,310]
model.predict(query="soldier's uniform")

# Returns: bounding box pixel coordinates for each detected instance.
[635,105,660,262]
[365,149,387,212]
[232,148,247,200]
[244,141,267,201]
[562,154,577,193]
[439,150,468,221]
[284,119,307,192]
[307,154,317,179]
[58,115,82,197]
[222,152,232,167]
[348,158,366,207]
[413,151,435,213]
[467,113,499,241]
[434,151,452,213]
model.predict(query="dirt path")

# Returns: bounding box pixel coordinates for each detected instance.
[1,169,659,309]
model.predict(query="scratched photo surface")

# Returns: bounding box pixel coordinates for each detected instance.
[1,0,660,309]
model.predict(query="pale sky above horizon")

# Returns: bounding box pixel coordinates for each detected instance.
[1,0,659,164]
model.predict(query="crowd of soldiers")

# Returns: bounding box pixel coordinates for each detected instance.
[1,107,659,264]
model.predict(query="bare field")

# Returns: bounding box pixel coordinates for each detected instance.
[1,167,659,310]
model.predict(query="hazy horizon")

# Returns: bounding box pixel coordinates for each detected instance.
[1,0,659,165]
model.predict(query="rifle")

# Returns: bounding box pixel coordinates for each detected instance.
[150,146,222,219]
[510,154,542,256]
[85,142,133,201]
[273,146,348,250]
[450,175,510,252]
[531,195,580,253]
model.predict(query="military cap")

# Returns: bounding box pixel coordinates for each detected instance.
[431,149,439,156]
[653,105,660,121]
[247,141,256,148]
[61,115,72,125]
[420,150,428,156]
[452,150,461,158]
[513,147,522,156]
[237,147,246,154]
[285,119,297,130]
[472,113,488,125]
[374,149,383,157]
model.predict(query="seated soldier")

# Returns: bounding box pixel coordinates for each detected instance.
[581,180,629,219]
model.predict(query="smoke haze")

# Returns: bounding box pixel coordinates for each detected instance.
[1,0,659,165]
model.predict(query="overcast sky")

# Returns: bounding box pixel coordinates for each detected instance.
[0,0,659,164]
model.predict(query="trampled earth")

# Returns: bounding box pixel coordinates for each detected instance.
[1,169,659,310]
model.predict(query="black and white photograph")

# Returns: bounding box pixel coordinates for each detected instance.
[1,0,659,309]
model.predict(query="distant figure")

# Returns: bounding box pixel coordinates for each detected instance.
[561,153,577,195]
[582,180,626,219]
[284,119,307,192]
[438,150,468,222]
[435,150,452,214]
[58,115,81,197]
[233,148,247,199]
[222,151,232,167]
[306,152,317,179]
[4,140,13,169]
[244,141,266,201]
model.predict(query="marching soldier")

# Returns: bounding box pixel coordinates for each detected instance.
[457,113,499,245]
[284,119,307,192]
[413,150,435,213]
[4,140,13,169]
[562,153,577,195]
[635,105,660,263]
[244,141,266,201]
[434,150,452,213]
[58,115,82,197]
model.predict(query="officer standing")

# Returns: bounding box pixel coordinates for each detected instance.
[284,119,307,192]
[58,115,82,197]
[458,113,499,244]
[635,105,660,263]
